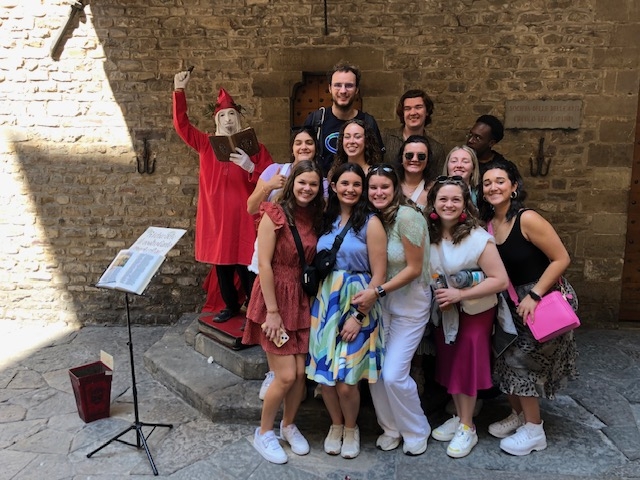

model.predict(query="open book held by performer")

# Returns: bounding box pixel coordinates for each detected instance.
[209,127,260,161]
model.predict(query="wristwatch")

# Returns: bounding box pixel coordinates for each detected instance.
[352,310,365,322]
[376,285,387,298]
[528,290,542,301]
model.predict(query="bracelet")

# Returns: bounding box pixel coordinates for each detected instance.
[350,313,363,325]
[376,285,387,298]
[267,309,279,314]
[528,290,542,301]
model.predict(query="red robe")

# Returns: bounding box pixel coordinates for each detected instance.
[172,91,272,266]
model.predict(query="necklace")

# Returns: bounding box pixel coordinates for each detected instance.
[403,181,421,195]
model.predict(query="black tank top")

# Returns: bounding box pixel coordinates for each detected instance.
[496,209,549,286]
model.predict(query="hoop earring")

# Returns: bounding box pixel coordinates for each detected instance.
[510,191,517,199]
[458,212,468,223]
[429,211,439,220]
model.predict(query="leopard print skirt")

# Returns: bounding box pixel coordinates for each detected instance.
[493,279,579,399]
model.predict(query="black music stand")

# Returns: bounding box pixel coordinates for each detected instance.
[86,293,173,476]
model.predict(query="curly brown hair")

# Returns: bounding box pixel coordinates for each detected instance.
[426,177,482,245]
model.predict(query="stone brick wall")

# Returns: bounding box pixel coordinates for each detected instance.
[1,0,638,326]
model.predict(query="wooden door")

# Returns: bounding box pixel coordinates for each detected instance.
[620,87,640,323]
[291,73,362,127]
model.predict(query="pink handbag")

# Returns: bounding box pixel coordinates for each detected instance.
[507,279,580,343]
[526,290,580,342]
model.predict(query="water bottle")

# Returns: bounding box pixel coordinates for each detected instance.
[432,273,451,311]
[432,273,447,289]
[450,270,485,288]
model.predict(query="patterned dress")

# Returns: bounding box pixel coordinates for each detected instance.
[306,215,384,386]
[493,210,578,398]
[242,203,317,355]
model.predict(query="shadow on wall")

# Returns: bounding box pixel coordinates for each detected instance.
[3,139,208,326]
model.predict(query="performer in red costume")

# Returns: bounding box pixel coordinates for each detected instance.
[173,69,273,322]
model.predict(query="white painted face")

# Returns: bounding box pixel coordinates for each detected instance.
[215,108,242,135]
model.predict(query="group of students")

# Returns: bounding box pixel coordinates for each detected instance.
[240,121,579,465]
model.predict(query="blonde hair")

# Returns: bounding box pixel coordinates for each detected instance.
[443,145,480,187]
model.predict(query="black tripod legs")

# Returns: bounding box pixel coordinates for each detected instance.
[87,421,173,476]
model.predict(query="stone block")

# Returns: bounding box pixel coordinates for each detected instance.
[578,189,629,214]
[594,47,639,69]
[599,120,635,143]
[584,257,624,281]
[587,144,634,168]
[194,332,267,380]
[591,213,629,235]
[582,233,626,257]
[615,70,640,95]
[252,71,302,98]
[593,168,632,190]
[270,47,384,72]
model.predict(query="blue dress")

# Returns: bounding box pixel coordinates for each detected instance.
[306,215,384,386]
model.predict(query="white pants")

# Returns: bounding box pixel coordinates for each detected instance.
[370,306,430,442]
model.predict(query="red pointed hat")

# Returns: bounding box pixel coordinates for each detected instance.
[214,88,240,115]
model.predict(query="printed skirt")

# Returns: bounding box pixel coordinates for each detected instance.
[306,270,384,386]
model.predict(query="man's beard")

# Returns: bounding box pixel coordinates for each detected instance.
[333,96,355,112]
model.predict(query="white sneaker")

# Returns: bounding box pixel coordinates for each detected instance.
[500,422,547,456]
[402,437,427,456]
[488,410,525,439]
[324,424,343,455]
[341,426,360,459]
[446,424,478,458]
[432,416,460,442]
[253,428,287,464]
[376,433,401,451]
[280,421,310,456]
[258,371,274,400]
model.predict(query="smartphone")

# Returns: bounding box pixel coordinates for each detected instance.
[261,323,289,348]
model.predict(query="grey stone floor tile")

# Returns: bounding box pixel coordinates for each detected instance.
[10,453,73,480]
[69,444,147,477]
[5,370,46,390]
[0,419,46,450]
[47,412,86,433]
[0,368,21,389]
[25,390,77,420]
[0,403,26,423]
[0,450,36,480]
[10,427,73,455]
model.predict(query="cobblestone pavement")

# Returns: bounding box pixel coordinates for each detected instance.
[0,319,639,479]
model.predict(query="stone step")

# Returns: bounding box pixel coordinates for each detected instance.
[144,313,267,422]
[193,317,268,380]
[144,313,449,425]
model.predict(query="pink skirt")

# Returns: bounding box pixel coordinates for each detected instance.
[434,307,495,396]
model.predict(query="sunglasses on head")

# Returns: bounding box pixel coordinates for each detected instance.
[404,152,427,161]
[368,164,395,175]
[436,175,465,184]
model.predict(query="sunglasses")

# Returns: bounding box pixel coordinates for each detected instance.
[404,152,427,161]
[435,175,465,184]
[368,164,395,175]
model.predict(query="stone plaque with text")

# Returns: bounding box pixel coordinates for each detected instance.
[505,100,582,129]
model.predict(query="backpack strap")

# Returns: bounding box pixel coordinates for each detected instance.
[310,107,326,158]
